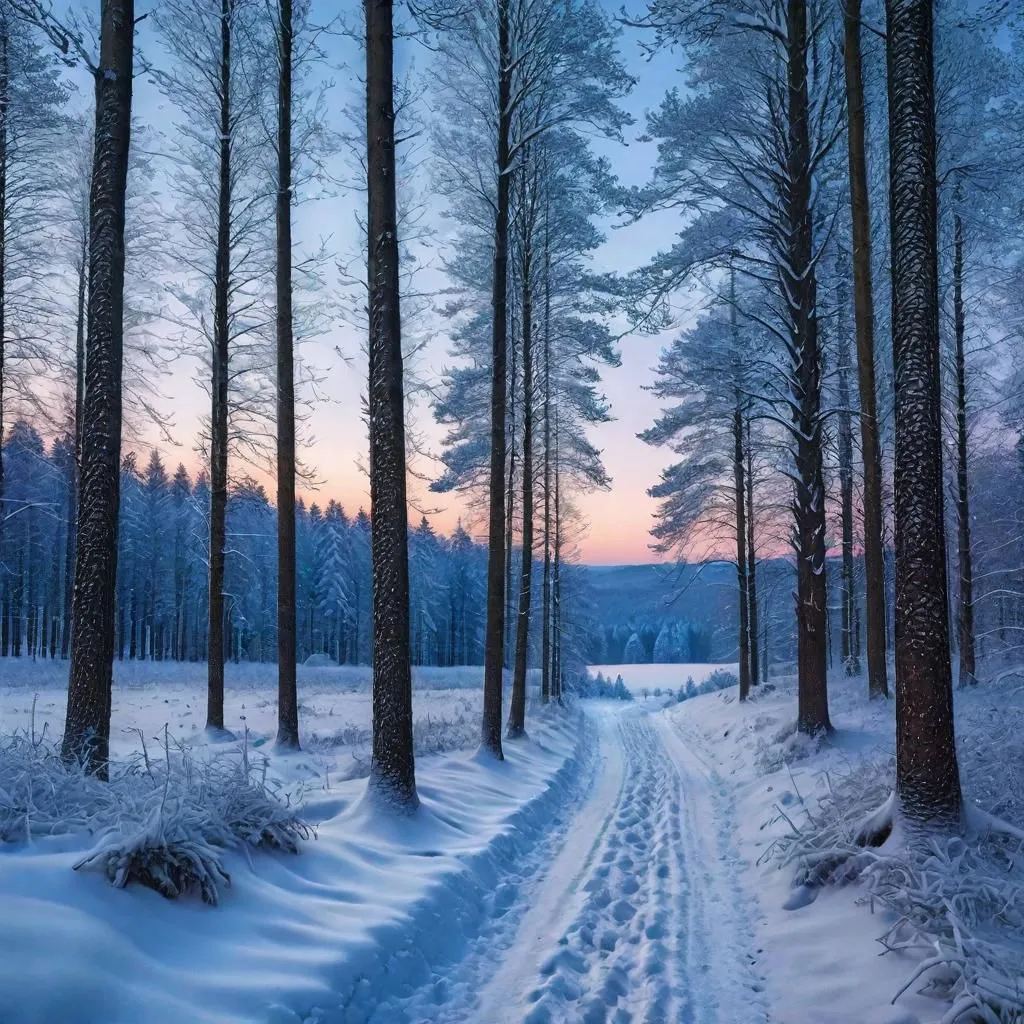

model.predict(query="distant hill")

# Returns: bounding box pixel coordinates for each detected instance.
[582,562,735,625]
[579,559,797,666]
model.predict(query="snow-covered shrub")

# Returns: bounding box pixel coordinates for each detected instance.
[705,668,739,691]
[771,753,1024,1023]
[0,726,312,905]
[76,813,233,905]
[754,719,829,775]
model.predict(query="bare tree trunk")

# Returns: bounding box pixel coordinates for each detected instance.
[365,0,417,805]
[63,0,134,776]
[552,414,562,703]
[505,295,517,671]
[952,207,975,686]
[481,0,511,759]
[886,0,962,827]
[274,0,299,749]
[786,1,830,735]
[729,267,750,698]
[206,0,232,735]
[540,233,552,705]
[844,0,889,700]
[733,402,750,701]
[509,218,533,738]
[745,415,759,685]
[63,230,88,661]
[836,258,860,676]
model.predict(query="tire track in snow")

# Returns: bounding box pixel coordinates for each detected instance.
[657,714,769,1024]
[379,705,767,1024]
[519,714,697,1024]
[368,711,604,1024]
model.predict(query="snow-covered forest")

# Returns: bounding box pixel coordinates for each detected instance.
[0,433,588,668]
[3,0,1024,1021]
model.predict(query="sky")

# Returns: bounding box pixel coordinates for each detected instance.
[114,0,693,567]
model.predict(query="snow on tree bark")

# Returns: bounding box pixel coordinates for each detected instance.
[365,0,417,806]
[952,206,975,687]
[784,0,830,736]
[541,225,552,705]
[733,401,750,702]
[275,0,300,749]
[205,0,233,736]
[481,0,512,760]
[886,0,962,827]
[836,254,860,677]
[745,414,759,686]
[62,0,134,777]
[729,270,750,701]
[843,0,889,701]
[508,171,536,738]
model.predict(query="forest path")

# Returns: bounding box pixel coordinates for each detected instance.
[389,703,766,1024]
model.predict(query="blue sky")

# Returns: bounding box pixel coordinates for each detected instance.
[111,0,694,565]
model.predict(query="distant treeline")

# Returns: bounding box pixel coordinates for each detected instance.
[0,424,592,670]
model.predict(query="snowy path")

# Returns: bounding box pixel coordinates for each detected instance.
[389,704,767,1024]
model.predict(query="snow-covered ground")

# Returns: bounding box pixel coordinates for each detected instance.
[3,658,1019,1023]
[665,668,1024,1024]
[0,660,502,784]
[0,658,577,1024]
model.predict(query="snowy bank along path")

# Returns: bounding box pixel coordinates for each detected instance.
[368,702,767,1024]
[0,694,767,1024]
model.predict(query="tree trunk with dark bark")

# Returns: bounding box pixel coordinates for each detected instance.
[505,300,517,671]
[62,0,134,777]
[552,409,562,703]
[952,208,975,687]
[63,226,88,661]
[509,225,533,738]
[206,0,233,735]
[541,227,552,705]
[786,1,831,735]
[844,0,889,700]
[729,268,751,700]
[745,415,759,686]
[733,402,750,701]
[275,0,300,749]
[836,259,860,676]
[481,0,512,759]
[886,0,962,828]
[365,0,417,806]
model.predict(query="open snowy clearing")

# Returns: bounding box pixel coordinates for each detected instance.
[0,660,504,784]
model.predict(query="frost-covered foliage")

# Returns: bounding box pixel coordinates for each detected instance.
[770,703,1024,1023]
[0,725,311,905]
[574,672,633,701]
[754,716,828,776]
[306,697,481,776]
[703,669,739,692]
